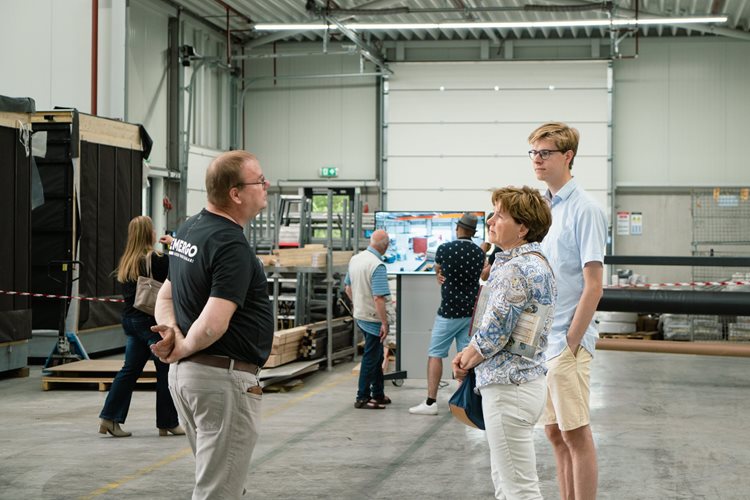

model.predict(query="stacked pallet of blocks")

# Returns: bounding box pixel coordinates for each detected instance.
[262,317,354,368]
[263,326,308,368]
[259,244,353,268]
[299,317,354,360]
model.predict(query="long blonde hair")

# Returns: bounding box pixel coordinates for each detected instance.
[116,216,160,283]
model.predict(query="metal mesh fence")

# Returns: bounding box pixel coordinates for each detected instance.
[691,189,750,281]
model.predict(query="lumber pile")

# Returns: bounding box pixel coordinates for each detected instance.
[260,244,353,268]
[264,325,307,368]
[299,317,354,359]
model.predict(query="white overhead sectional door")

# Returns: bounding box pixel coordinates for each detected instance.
[385,61,610,213]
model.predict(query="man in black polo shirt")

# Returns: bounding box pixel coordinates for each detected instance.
[409,213,485,416]
[151,150,273,498]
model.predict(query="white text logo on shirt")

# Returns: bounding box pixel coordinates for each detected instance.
[169,238,198,263]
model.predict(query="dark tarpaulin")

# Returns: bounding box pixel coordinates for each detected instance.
[0,95,35,113]
[0,123,32,341]
[0,311,32,342]
[30,121,75,329]
[77,141,142,330]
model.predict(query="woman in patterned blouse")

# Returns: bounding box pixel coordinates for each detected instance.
[453,186,557,500]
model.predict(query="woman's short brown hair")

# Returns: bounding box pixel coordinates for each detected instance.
[491,186,552,243]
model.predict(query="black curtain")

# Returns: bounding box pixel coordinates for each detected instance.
[78,141,143,329]
[0,125,32,341]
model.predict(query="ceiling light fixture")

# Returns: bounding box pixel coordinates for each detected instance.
[254,16,728,31]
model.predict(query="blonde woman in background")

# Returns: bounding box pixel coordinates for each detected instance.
[98,216,183,437]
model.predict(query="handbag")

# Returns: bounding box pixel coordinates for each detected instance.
[133,254,162,316]
[449,369,485,430]
[449,282,487,430]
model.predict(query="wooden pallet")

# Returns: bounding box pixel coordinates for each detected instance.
[41,376,157,391]
[41,359,156,391]
[0,366,30,380]
[600,331,660,340]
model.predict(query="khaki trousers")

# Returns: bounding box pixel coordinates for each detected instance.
[169,360,262,499]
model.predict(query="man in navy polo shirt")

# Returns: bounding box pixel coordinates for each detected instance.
[409,213,485,415]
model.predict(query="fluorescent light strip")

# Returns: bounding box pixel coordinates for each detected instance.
[255,16,728,31]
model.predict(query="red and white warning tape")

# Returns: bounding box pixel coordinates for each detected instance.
[0,289,124,303]
[607,280,750,289]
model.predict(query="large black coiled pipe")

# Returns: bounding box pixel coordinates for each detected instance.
[598,288,750,315]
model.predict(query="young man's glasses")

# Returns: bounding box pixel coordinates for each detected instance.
[235,176,267,189]
[528,149,563,160]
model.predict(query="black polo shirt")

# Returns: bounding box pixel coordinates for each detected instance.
[434,237,485,318]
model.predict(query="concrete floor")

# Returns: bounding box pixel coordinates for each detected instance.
[0,350,749,500]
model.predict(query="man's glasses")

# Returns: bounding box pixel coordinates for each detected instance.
[235,176,268,189]
[528,149,563,160]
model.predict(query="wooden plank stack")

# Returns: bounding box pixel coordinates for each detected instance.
[263,325,307,368]
[260,244,353,268]
[299,317,354,359]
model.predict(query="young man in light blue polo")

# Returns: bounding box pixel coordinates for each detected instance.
[409,213,485,415]
[529,122,607,500]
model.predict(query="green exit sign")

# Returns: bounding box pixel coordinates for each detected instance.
[320,167,339,178]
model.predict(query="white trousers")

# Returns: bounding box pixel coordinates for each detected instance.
[169,360,262,500]
[479,376,546,500]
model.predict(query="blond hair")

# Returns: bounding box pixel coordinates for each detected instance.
[115,216,159,283]
[205,150,258,208]
[527,122,580,168]
[491,186,552,243]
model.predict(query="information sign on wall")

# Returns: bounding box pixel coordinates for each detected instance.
[616,211,630,235]
[630,212,643,235]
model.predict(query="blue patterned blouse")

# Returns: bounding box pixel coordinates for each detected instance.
[469,242,557,388]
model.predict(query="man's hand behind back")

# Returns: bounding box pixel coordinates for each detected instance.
[150,324,184,363]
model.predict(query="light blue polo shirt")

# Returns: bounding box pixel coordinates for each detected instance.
[541,178,607,360]
[344,247,390,336]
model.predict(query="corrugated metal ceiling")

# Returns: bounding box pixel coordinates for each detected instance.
[170,0,750,45]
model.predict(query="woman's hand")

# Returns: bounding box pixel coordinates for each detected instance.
[452,352,468,382]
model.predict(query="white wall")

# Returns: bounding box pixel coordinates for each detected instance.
[0,0,92,112]
[613,37,750,187]
[182,23,231,151]
[613,193,694,282]
[385,61,610,213]
[126,0,172,169]
[126,0,231,170]
[243,43,377,182]
[185,145,221,217]
[97,0,126,120]
[610,38,750,281]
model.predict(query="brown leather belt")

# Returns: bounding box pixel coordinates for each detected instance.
[182,353,260,375]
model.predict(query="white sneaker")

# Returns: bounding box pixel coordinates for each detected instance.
[409,401,438,415]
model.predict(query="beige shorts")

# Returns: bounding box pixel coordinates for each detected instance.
[543,345,593,431]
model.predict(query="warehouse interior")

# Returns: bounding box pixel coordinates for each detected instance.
[1,0,750,499]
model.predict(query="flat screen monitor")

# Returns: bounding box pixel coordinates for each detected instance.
[374,211,486,274]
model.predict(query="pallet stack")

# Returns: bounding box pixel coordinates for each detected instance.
[299,317,354,359]
[259,244,353,268]
[264,325,307,368]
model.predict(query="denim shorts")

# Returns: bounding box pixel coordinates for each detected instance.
[427,315,472,358]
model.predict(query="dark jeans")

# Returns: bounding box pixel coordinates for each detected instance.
[99,315,179,429]
[357,332,385,401]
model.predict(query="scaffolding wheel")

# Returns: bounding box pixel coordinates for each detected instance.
[391,378,404,387]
